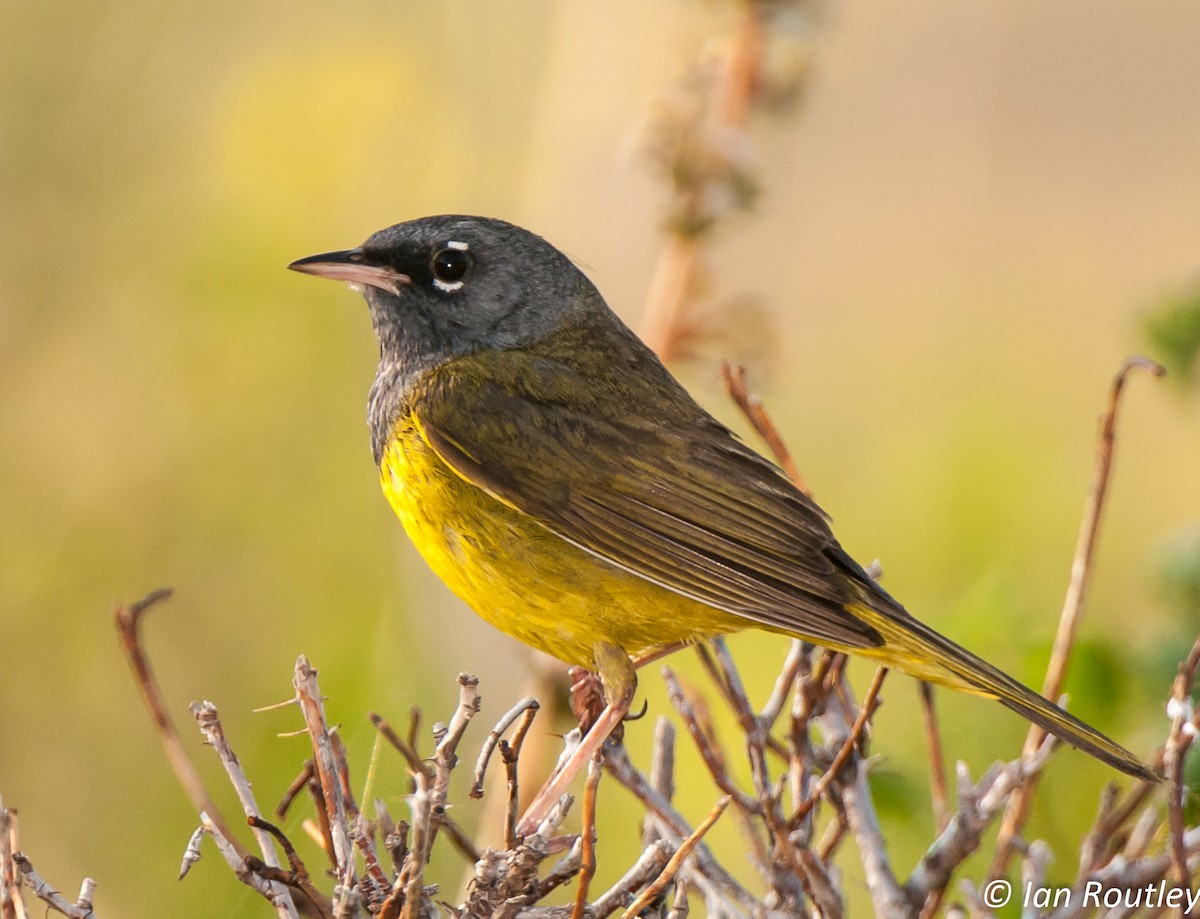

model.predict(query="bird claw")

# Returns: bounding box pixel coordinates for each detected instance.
[568,666,646,738]
[623,698,649,722]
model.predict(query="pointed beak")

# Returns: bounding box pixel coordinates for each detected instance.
[287,249,411,296]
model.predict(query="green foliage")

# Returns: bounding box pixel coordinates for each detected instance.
[1143,284,1200,386]
[1155,525,1200,622]
[1047,637,1125,716]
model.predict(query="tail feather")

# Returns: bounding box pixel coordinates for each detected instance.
[848,598,1159,782]
[948,639,1159,782]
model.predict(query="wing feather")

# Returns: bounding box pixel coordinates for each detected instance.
[411,338,887,650]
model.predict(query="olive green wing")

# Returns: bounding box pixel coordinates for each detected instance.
[410,343,887,651]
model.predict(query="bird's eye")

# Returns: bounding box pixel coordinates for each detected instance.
[430,245,472,292]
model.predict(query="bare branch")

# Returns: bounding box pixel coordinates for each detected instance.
[1164,638,1200,889]
[990,356,1166,878]
[620,796,730,919]
[11,852,95,919]
[292,657,356,895]
[918,683,950,834]
[190,702,290,878]
[721,362,807,493]
[589,841,672,918]
[793,666,888,824]
[571,757,603,919]
[113,589,245,859]
[471,696,540,798]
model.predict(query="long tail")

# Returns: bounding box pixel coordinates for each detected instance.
[939,629,1158,782]
[849,599,1159,782]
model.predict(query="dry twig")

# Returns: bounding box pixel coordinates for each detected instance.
[989,356,1166,880]
[113,589,244,858]
[620,796,730,919]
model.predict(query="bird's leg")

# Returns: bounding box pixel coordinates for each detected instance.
[515,643,635,838]
[631,640,691,671]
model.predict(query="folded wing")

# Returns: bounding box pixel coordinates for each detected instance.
[410,339,889,651]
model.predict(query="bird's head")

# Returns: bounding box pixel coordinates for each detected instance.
[289,215,599,375]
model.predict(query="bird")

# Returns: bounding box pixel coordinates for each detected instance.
[289,214,1155,830]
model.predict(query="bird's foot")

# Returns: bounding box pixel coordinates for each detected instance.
[514,693,631,838]
[515,644,637,838]
[568,666,607,734]
[568,666,648,739]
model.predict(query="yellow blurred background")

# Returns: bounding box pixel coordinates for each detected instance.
[3,2,1199,916]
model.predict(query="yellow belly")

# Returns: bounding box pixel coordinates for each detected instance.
[378,419,739,667]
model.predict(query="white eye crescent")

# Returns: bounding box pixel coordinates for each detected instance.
[430,242,472,292]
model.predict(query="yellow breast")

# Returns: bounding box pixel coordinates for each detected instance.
[378,415,738,666]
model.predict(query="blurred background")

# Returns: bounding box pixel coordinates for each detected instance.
[3,1,1199,916]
